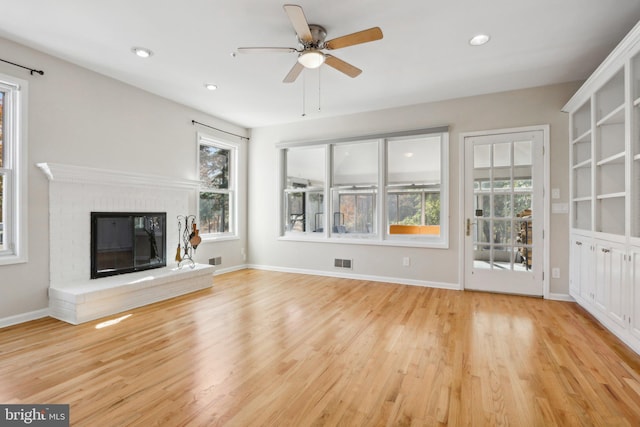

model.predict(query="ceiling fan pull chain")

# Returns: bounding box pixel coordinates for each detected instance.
[301,70,306,117]
[318,67,322,112]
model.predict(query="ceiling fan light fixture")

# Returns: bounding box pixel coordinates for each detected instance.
[298,50,325,69]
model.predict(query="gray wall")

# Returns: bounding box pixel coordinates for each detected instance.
[248,81,581,295]
[0,37,249,322]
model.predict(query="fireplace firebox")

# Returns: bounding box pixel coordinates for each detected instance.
[91,212,166,279]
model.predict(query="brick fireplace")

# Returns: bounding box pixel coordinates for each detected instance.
[38,163,214,324]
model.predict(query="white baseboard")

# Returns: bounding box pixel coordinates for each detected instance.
[0,308,50,329]
[546,293,575,302]
[213,264,249,276]
[246,264,461,291]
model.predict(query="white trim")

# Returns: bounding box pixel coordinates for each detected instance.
[212,264,249,275]
[0,309,49,329]
[247,264,462,291]
[458,125,550,297]
[546,293,574,302]
[36,162,201,190]
[0,72,28,265]
[197,132,239,238]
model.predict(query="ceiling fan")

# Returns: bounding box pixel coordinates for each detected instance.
[237,4,383,83]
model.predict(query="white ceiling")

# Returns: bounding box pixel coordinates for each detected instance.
[1,1,639,129]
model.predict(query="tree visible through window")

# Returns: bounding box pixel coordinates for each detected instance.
[198,136,236,237]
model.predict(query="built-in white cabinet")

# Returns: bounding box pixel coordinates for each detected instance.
[565,21,640,355]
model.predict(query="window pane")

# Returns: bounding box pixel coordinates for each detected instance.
[286,146,325,189]
[0,91,4,168]
[387,135,442,237]
[388,136,440,185]
[199,192,230,233]
[333,190,375,234]
[333,141,377,186]
[200,145,230,189]
[286,192,305,231]
[0,174,3,248]
[307,191,324,232]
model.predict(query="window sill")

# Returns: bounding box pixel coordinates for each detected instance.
[200,234,240,243]
[278,234,448,249]
[0,253,28,266]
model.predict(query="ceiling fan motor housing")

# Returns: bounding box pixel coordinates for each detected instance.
[299,24,327,49]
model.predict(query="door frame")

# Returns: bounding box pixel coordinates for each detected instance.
[458,125,550,298]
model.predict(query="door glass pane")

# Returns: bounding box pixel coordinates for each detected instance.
[492,220,512,245]
[493,168,511,190]
[514,140,532,165]
[494,194,512,218]
[494,143,511,167]
[476,219,490,243]
[474,145,490,168]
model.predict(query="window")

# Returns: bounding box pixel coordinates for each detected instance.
[331,141,378,235]
[386,135,445,242]
[279,128,449,247]
[0,73,28,265]
[283,145,325,233]
[198,134,237,239]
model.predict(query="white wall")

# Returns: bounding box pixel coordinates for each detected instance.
[248,81,580,295]
[0,37,248,323]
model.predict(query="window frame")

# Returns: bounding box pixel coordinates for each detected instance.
[197,132,238,241]
[0,72,28,265]
[277,127,449,248]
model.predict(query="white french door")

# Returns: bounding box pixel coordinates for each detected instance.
[463,129,545,296]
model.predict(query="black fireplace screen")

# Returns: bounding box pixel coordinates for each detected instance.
[91,212,166,279]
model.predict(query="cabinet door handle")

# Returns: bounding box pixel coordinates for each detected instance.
[576,241,582,246]
[601,248,610,253]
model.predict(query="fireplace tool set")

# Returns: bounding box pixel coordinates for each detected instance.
[176,215,201,269]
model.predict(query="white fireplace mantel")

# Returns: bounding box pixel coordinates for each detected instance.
[38,162,213,325]
[37,162,202,190]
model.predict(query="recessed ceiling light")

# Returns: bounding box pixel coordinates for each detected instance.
[131,47,153,58]
[404,152,414,158]
[204,83,218,91]
[469,34,490,46]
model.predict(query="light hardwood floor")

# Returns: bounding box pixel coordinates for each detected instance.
[1,269,640,426]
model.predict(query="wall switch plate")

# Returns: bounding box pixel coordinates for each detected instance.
[551,188,560,199]
[402,257,410,267]
[552,268,560,279]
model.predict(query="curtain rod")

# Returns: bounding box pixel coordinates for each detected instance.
[191,120,249,141]
[0,58,44,75]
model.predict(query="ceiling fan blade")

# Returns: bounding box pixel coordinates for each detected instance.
[237,47,297,54]
[325,27,383,50]
[325,55,362,78]
[283,61,305,83]
[283,4,312,43]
